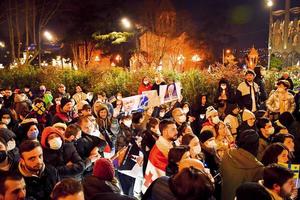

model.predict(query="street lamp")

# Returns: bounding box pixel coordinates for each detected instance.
[267,0,273,69]
[121,18,132,29]
[43,31,54,42]
[0,41,5,48]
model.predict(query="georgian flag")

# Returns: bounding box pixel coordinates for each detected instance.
[141,144,168,193]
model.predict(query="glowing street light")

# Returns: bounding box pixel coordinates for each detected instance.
[226,49,231,54]
[192,54,201,62]
[267,0,273,7]
[0,41,5,48]
[43,31,54,41]
[121,18,132,29]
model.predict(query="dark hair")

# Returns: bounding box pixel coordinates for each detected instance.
[255,110,267,119]
[166,146,190,176]
[65,124,81,139]
[19,140,41,157]
[256,117,271,130]
[272,134,294,144]
[51,178,83,200]
[261,143,289,166]
[182,134,196,146]
[277,80,290,89]
[254,66,263,77]
[146,117,160,130]
[132,112,144,124]
[263,164,294,189]
[177,122,190,137]
[0,172,24,195]
[159,119,176,134]
[171,167,214,200]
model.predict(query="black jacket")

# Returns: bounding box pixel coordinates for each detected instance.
[20,165,59,200]
[116,124,136,152]
[43,142,88,180]
[82,175,121,200]
[254,75,267,102]
[236,81,260,111]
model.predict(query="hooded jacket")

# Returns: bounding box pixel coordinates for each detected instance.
[51,105,78,125]
[41,127,86,180]
[236,81,260,111]
[220,148,264,200]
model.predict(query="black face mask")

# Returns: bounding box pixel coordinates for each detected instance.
[0,150,7,163]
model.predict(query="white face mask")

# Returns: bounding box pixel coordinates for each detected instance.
[178,115,186,123]
[49,137,62,150]
[193,145,201,155]
[144,81,149,85]
[183,107,189,114]
[266,127,275,135]
[116,96,122,100]
[7,140,16,151]
[221,84,227,89]
[159,112,165,118]
[212,116,220,124]
[123,120,132,128]
[206,140,217,149]
[2,118,11,125]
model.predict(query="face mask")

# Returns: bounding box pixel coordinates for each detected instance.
[28,130,39,140]
[2,118,11,125]
[0,150,7,163]
[49,137,62,150]
[144,81,149,85]
[193,145,201,155]
[159,112,165,118]
[117,96,122,100]
[207,140,217,149]
[7,140,16,151]
[123,120,132,128]
[212,116,220,124]
[183,107,189,114]
[178,115,186,123]
[266,127,275,135]
[221,84,227,89]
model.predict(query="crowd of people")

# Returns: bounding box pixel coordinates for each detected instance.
[0,67,300,200]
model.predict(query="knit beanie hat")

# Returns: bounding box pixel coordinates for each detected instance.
[206,106,218,119]
[242,109,255,121]
[199,130,214,143]
[279,112,295,128]
[20,118,38,134]
[52,123,67,131]
[236,182,272,200]
[60,98,72,109]
[93,158,115,181]
[0,128,16,143]
[237,130,259,156]
[245,69,256,77]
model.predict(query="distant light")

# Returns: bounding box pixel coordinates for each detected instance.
[95,55,100,62]
[115,54,122,61]
[267,0,273,7]
[226,49,231,54]
[192,54,201,62]
[43,31,53,41]
[297,61,300,67]
[0,41,5,48]
[177,54,185,65]
[121,18,132,29]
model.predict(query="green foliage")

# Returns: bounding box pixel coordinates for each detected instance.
[270,55,284,70]
[93,32,134,46]
[0,66,298,107]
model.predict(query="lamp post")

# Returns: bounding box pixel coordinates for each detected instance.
[121,17,140,52]
[267,0,273,70]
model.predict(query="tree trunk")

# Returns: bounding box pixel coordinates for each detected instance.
[7,0,15,63]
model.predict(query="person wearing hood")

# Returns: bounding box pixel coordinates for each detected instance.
[17,118,40,144]
[220,129,264,200]
[41,126,86,180]
[224,103,241,137]
[0,108,18,131]
[0,134,18,173]
[27,98,52,129]
[138,76,153,94]
[82,158,121,200]
[236,69,260,112]
[237,109,257,134]
[201,106,220,136]
[92,92,114,116]
[3,88,14,109]
[75,115,106,176]
[256,117,275,161]
[51,97,78,125]
[18,140,59,200]
[13,93,32,120]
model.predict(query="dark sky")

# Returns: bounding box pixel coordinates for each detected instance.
[174,0,300,49]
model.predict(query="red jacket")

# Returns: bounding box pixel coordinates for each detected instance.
[138,83,153,94]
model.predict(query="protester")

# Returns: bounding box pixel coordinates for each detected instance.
[72,85,87,104]
[181,134,202,160]
[138,77,153,94]
[51,178,84,200]
[254,65,268,104]
[237,109,257,134]
[256,117,275,160]
[261,143,289,166]
[278,72,294,90]
[224,103,241,136]
[0,172,26,200]
[165,145,190,176]
[52,97,78,125]
[0,135,18,173]
[201,106,220,135]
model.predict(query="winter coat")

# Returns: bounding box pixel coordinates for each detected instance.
[116,124,136,152]
[41,127,88,179]
[141,129,159,173]
[254,75,268,102]
[236,81,260,111]
[151,82,166,96]
[257,137,270,161]
[82,175,121,200]
[266,90,295,114]
[19,164,59,200]
[51,105,78,125]
[138,82,153,95]
[220,148,264,200]
[142,176,176,200]
[72,92,87,104]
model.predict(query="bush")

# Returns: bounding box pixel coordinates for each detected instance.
[0,66,298,107]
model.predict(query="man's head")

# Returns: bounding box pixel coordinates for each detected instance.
[282,72,289,79]
[236,130,259,157]
[272,134,295,152]
[64,124,81,142]
[205,106,220,125]
[19,140,44,174]
[51,178,84,200]
[199,130,216,150]
[78,115,95,134]
[256,117,274,138]
[277,80,290,92]
[58,84,66,94]
[81,104,91,117]
[75,86,82,93]
[263,164,295,199]
[0,172,26,200]
[245,69,256,83]
[172,108,186,125]
[159,119,178,142]
[60,98,73,113]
